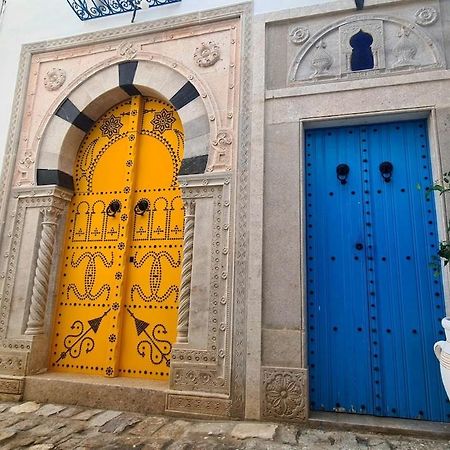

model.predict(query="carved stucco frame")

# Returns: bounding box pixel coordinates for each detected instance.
[0,2,252,418]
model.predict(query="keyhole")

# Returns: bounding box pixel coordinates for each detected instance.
[350,30,374,71]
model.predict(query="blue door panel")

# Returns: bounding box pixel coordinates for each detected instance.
[306,119,449,422]
[306,127,373,414]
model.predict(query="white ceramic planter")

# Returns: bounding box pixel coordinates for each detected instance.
[434,317,450,400]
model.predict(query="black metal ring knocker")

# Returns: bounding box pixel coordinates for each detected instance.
[106,200,121,217]
[336,164,350,185]
[134,199,149,216]
[379,161,393,183]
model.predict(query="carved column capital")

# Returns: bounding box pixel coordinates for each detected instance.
[40,205,63,224]
[183,198,196,216]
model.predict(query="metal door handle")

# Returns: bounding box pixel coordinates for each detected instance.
[336,164,350,185]
[379,161,393,183]
[134,199,149,216]
[106,200,121,217]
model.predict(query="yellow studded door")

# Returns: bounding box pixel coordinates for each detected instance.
[50,96,184,380]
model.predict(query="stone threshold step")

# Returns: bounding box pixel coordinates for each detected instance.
[23,373,167,416]
[309,411,450,440]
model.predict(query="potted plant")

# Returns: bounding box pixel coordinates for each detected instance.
[430,173,450,400]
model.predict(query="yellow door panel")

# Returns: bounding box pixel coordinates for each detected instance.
[50,96,184,380]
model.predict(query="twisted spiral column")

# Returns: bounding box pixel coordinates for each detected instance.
[25,206,62,335]
[176,199,196,344]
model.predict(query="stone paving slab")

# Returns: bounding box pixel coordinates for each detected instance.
[128,415,169,437]
[71,409,102,421]
[10,402,40,414]
[35,405,66,417]
[232,422,278,440]
[56,406,85,418]
[0,401,448,449]
[88,410,122,428]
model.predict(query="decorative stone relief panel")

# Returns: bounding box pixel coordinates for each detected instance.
[0,187,71,357]
[166,393,231,418]
[289,14,445,84]
[261,367,308,422]
[0,352,28,376]
[0,377,24,395]
[170,174,232,398]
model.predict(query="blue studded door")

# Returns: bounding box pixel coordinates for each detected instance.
[306,120,450,422]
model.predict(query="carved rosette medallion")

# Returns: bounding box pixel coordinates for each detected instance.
[118,41,138,60]
[262,368,307,421]
[44,68,66,91]
[194,41,221,67]
[289,26,310,45]
[415,7,438,26]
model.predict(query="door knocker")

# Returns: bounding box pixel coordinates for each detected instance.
[106,200,121,217]
[379,161,393,183]
[134,199,149,216]
[336,164,350,185]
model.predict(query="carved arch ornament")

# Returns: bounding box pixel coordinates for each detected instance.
[289,14,445,83]
[31,54,226,184]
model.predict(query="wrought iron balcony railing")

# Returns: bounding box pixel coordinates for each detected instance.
[67,0,181,21]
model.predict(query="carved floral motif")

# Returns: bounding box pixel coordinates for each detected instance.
[194,41,221,67]
[393,27,417,68]
[118,41,138,59]
[289,26,310,45]
[44,68,66,91]
[311,40,333,77]
[18,151,34,171]
[208,130,233,171]
[262,368,307,421]
[415,7,438,26]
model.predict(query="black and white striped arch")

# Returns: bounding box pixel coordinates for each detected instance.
[37,61,211,189]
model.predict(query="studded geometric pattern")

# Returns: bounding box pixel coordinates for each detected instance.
[50,96,184,380]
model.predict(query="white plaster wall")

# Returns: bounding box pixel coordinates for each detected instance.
[0,0,335,173]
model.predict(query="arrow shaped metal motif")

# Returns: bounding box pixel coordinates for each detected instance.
[56,308,111,363]
[126,308,172,366]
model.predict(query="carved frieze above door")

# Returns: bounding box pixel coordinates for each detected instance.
[289,14,445,84]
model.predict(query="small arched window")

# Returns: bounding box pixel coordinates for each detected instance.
[350,30,374,71]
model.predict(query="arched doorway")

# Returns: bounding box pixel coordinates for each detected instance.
[49,95,184,381]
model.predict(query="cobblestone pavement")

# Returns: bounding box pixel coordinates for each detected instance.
[0,401,448,449]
